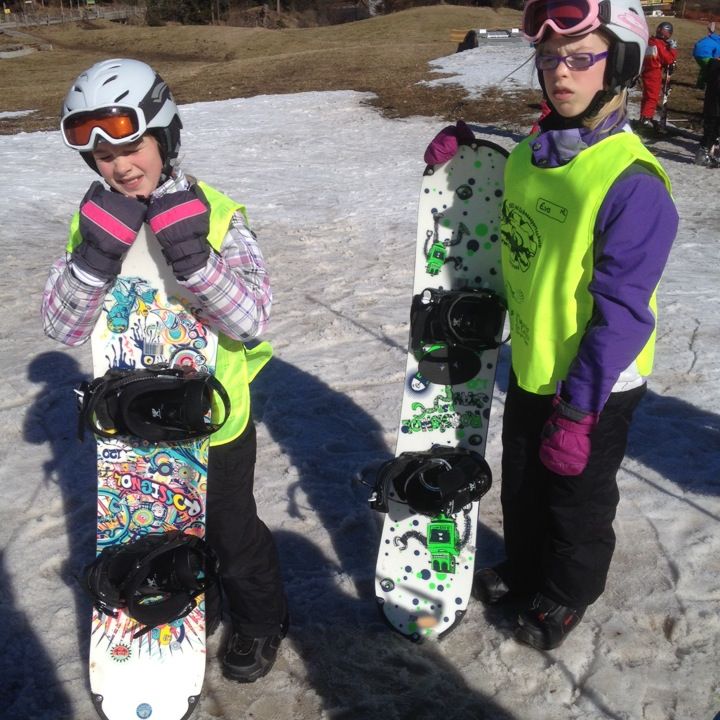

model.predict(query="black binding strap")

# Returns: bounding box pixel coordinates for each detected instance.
[369,445,492,517]
[83,531,219,637]
[410,287,508,354]
[77,364,231,443]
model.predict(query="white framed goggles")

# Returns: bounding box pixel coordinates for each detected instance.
[61,106,147,151]
[523,0,605,44]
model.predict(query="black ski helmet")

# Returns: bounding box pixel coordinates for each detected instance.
[656,21,673,39]
[60,58,182,180]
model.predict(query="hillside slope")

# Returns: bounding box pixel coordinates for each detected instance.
[0,6,708,135]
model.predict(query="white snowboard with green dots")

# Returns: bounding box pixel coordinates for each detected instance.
[375,140,508,641]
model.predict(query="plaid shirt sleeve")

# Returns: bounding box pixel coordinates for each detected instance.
[43,172,271,346]
[179,211,272,341]
[41,255,107,346]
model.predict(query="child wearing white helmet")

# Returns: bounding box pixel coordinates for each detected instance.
[426,0,678,650]
[42,58,288,681]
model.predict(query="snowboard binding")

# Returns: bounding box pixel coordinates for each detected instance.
[410,287,507,384]
[76,364,231,443]
[83,530,219,637]
[369,445,492,517]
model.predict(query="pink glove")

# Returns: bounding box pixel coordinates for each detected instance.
[539,398,599,476]
[424,120,476,165]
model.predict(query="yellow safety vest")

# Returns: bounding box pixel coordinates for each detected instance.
[66,181,272,445]
[501,131,671,395]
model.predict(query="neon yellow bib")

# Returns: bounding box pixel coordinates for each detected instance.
[501,131,671,395]
[67,182,271,445]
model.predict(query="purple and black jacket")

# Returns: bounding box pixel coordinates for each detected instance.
[531,111,679,414]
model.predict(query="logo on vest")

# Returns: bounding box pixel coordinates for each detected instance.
[500,201,541,272]
[536,197,568,224]
[508,307,530,346]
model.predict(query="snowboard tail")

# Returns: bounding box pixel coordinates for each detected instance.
[92,692,200,720]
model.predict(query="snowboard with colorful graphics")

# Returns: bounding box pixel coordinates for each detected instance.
[373,140,508,641]
[88,227,214,720]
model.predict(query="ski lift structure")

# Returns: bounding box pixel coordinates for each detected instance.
[477,27,522,40]
[639,0,676,16]
[451,27,523,52]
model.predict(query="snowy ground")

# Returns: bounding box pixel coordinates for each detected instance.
[2,44,720,720]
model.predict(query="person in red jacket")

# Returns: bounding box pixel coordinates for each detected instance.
[639,21,678,127]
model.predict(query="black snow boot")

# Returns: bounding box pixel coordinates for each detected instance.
[515,593,585,650]
[694,144,719,168]
[223,613,289,683]
[472,567,511,605]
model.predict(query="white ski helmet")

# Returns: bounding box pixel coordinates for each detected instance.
[60,58,182,176]
[523,0,649,92]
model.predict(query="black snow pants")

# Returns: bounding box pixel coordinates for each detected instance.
[702,59,720,149]
[205,420,286,637]
[499,372,646,609]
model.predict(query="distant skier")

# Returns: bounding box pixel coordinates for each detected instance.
[530,98,553,134]
[425,0,678,651]
[638,21,677,128]
[695,56,720,166]
[692,21,720,89]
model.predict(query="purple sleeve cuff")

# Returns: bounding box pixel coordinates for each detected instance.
[562,169,678,413]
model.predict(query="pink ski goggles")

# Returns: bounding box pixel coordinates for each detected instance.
[523,0,605,43]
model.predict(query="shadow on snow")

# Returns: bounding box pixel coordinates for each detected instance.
[14,351,94,718]
[21,341,718,719]
[253,355,516,718]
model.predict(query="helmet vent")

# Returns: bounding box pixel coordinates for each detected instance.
[114,90,130,102]
[101,75,118,87]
